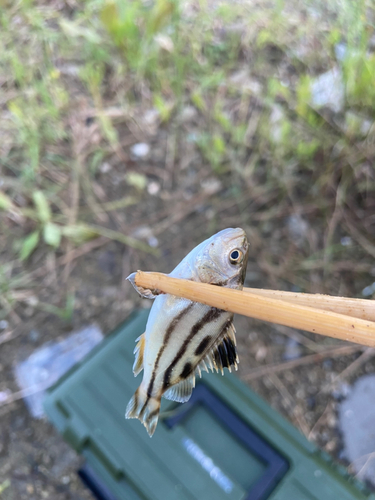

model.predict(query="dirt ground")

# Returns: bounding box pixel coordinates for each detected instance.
[1,210,374,499]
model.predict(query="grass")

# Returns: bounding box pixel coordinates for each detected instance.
[0,0,375,322]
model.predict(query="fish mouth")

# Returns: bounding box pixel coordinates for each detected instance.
[225,227,247,243]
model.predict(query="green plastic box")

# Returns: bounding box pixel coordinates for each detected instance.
[44,310,375,500]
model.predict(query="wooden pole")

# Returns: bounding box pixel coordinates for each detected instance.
[133,271,375,348]
[243,288,375,322]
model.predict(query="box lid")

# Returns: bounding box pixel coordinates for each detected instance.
[44,310,375,500]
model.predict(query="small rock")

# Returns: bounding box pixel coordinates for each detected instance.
[287,214,309,247]
[155,34,174,52]
[339,374,375,486]
[248,331,258,342]
[131,225,154,240]
[144,108,159,125]
[310,67,345,113]
[57,64,80,76]
[148,236,159,248]
[180,106,197,122]
[88,296,100,307]
[334,43,347,62]
[0,390,11,403]
[362,282,375,297]
[344,111,373,137]
[200,177,222,195]
[187,132,199,143]
[229,69,262,95]
[26,484,34,494]
[332,381,351,400]
[0,320,9,330]
[26,295,38,307]
[131,225,159,248]
[255,345,267,362]
[323,359,333,370]
[14,325,103,417]
[130,143,150,159]
[283,338,302,361]
[100,162,112,173]
[340,236,352,246]
[147,181,161,195]
[269,105,286,143]
[327,413,337,428]
[325,440,336,453]
[28,329,40,343]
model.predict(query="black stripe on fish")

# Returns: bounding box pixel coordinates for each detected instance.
[215,342,227,367]
[148,409,160,421]
[214,322,236,369]
[194,336,212,356]
[225,336,237,366]
[180,362,193,379]
[144,302,194,404]
[163,307,222,390]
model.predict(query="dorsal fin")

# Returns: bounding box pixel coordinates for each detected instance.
[162,375,196,403]
[196,321,238,377]
[133,333,145,376]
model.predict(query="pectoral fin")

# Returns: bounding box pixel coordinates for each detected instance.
[133,333,145,376]
[127,272,160,299]
[196,321,238,377]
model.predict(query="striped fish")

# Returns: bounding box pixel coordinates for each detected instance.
[126,228,249,436]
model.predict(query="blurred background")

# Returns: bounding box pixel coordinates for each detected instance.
[0,0,375,498]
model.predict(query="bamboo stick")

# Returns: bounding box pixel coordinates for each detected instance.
[133,271,375,348]
[243,288,375,322]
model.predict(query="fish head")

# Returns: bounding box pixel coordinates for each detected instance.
[195,228,249,289]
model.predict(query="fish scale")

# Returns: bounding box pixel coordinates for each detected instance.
[126,228,249,436]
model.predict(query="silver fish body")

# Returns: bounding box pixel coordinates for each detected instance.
[126,228,249,436]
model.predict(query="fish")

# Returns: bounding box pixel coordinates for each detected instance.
[126,227,249,436]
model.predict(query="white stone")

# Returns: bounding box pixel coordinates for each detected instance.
[339,375,375,485]
[130,143,150,158]
[147,181,161,195]
[310,67,345,113]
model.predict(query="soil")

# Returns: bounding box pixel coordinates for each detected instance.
[1,208,374,499]
[1,15,375,495]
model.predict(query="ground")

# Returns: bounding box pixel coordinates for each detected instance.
[0,0,375,498]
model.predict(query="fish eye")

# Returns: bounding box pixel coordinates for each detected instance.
[229,249,242,264]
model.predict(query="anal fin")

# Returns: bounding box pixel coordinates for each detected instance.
[198,321,239,376]
[133,333,145,376]
[162,375,195,403]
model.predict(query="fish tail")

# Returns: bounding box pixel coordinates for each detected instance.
[125,388,161,437]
